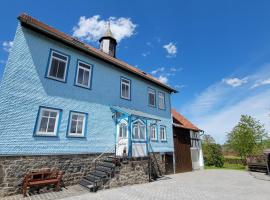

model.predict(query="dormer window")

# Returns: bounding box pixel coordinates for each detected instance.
[47,50,69,82]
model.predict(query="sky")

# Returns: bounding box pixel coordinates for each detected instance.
[0,0,270,143]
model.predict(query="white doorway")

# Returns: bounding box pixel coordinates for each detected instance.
[116,119,129,157]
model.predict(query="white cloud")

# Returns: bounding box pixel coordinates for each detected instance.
[222,77,248,87]
[157,75,168,84]
[2,41,13,52]
[251,78,270,89]
[142,51,150,57]
[195,89,270,143]
[180,64,270,143]
[163,42,177,57]
[151,67,165,75]
[170,67,182,72]
[73,15,137,43]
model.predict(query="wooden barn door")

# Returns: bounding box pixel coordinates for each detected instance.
[174,128,192,173]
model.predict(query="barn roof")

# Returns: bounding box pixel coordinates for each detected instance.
[171,108,202,132]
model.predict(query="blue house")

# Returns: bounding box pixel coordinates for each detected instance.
[0,14,177,195]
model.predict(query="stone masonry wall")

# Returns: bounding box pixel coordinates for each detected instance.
[0,153,166,197]
[0,154,104,197]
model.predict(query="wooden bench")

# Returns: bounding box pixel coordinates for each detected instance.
[248,163,268,173]
[22,169,63,197]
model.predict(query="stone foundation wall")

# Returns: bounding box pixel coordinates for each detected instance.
[0,153,167,197]
[0,154,105,197]
[107,158,149,188]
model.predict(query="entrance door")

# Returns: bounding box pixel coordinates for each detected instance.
[173,127,192,173]
[116,120,129,157]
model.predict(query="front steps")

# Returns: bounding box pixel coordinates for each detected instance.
[79,156,120,192]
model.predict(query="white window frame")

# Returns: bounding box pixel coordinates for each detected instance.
[75,61,92,89]
[160,126,167,141]
[148,88,156,107]
[68,112,87,137]
[150,124,157,141]
[158,92,166,110]
[47,50,69,82]
[120,77,131,100]
[119,121,128,138]
[132,120,146,141]
[35,107,60,136]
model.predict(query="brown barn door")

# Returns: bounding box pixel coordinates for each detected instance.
[174,128,192,173]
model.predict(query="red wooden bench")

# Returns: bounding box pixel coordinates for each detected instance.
[22,169,63,197]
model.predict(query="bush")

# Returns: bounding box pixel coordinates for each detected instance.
[203,143,224,167]
[224,156,246,165]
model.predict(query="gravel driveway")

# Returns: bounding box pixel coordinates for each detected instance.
[60,170,270,200]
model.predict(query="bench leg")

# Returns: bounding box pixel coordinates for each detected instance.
[23,186,27,197]
[55,181,61,191]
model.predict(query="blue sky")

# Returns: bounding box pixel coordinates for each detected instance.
[1,0,270,143]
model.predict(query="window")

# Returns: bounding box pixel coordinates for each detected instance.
[119,122,128,138]
[121,78,131,100]
[75,61,92,88]
[160,126,167,141]
[158,92,165,109]
[150,124,157,141]
[35,107,61,136]
[132,120,146,140]
[190,131,201,148]
[47,50,69,82]
[68,112,87,137]
[148,88,156,107]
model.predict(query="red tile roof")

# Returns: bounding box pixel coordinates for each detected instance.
[17,13,177,93]
[171,108,202,131]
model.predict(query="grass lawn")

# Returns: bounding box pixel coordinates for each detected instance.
[205,163,246,170]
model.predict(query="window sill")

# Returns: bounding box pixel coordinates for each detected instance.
[34,133,58,137]
[46,76,66,83]
[74,83,91,90]
[120,96,131,101]
[67,134,85,138]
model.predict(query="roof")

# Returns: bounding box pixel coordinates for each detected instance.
[171,108,202,132]
[17,14,177,93]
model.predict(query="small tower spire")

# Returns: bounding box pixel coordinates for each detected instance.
[99,21,117,57]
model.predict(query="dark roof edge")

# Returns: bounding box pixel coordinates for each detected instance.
[17,14,177,93]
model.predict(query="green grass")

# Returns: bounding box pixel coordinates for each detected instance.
[205,163,246,171]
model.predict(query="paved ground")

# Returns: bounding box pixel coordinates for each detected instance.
[4,170,270,200]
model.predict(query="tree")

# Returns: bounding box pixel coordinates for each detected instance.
[202,134,224,167]
[203,143,224,167]
[226,115,267,160]
[202,134,215,144]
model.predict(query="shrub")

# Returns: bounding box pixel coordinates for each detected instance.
[203,143,224,167]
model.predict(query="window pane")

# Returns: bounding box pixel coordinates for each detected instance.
[79,62,90,69]
[77,68,84,84]
[83,70,90,86]
[42,111,50,117]
[139,125,145,139]
[47,118,56,132]
[77,115,84,121]
[122,84,126,97]
[49,59,59,77]
[50,111,57,118]
[52,52,67,61]
[70,120,77,133]
[149,93,155,106]
[72,114,78,120]
[39,117,48,132]
[77,121,83,134]
[57,61,66,79]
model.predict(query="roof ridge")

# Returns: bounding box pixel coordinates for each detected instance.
[17,13,177,93]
